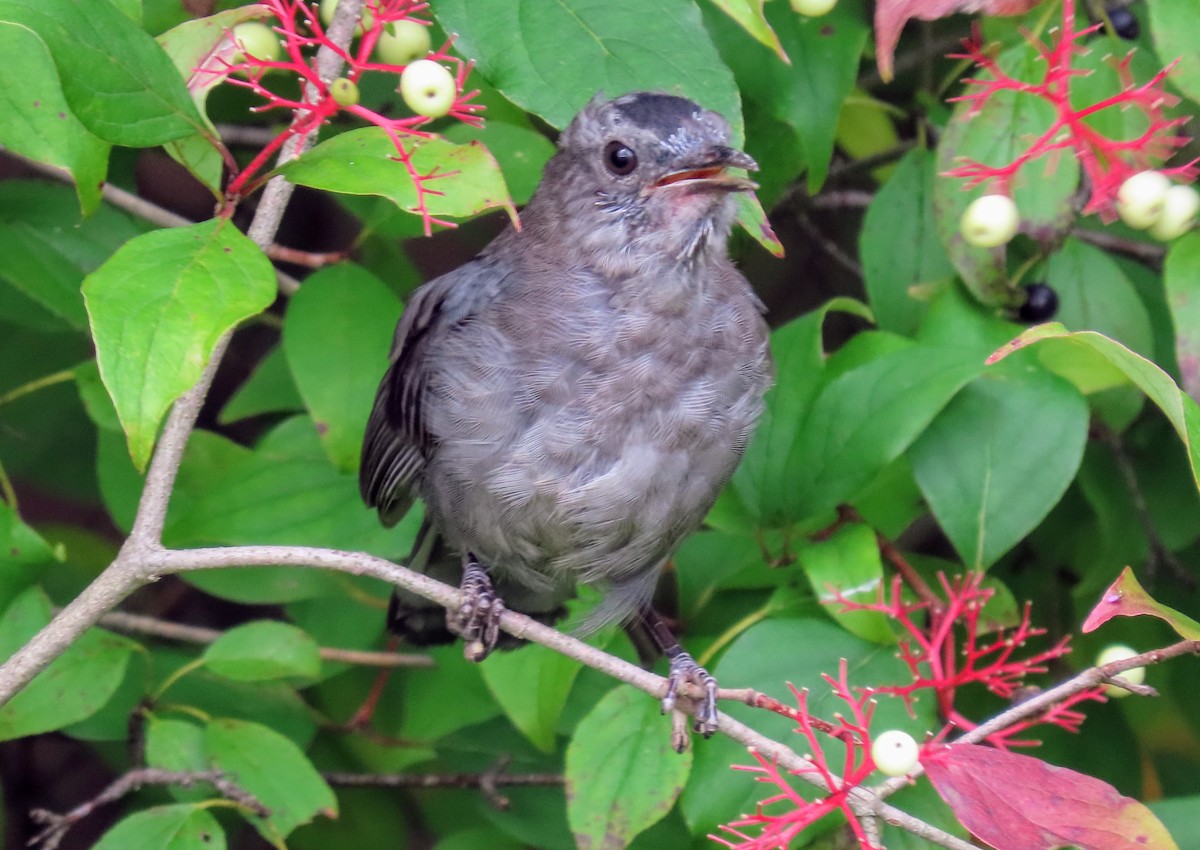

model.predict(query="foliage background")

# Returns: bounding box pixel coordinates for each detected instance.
[0,0,1199,848]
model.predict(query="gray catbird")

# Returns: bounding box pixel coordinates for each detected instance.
[360,91,771,733]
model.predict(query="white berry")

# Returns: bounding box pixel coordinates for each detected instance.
[231,22,282,64]
[375,19,431,66]
[399,59,456,118]
[1096,644,1145,697]
[1148,184,1200,241]
[330,77,360,107]
[960,194,1020,248]
[790,0,838,16]
[871,730,920,776]
[320,0,373,36]
[1117,170,1171,230]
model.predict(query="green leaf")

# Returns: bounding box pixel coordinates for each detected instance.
[219,346,304,424]
[763,0,868,191]
[989,324,1200,492]
[156,6,270,192]
[145,717,211,802]
[0,587,134,741]
[0,181,144,332]
[433,829,524,850]
[203,620,322,682]
[706,0,787,62]
[797,523,894,643]
[431,0,743,137]
[860,148,955,336]
[0,502,60,614]
[83,219,276,471]
[283,265,402,473]
[0,0,202,146]
[1048,238,1155,359]
[565,684,691,850]
[442,114,557,207]
[157,6,267,115]
[782,341,982,524]
[835,90,902,183]
[740,103,806,210]
[75,360,122,432]
[0,22,109,214]
[398,644,502,742]
[910,368,1089,570]
[480,643,581,753]
[730,298,873,526]
[1164,232,1200,400]
[735,192,785,257]
[204,717,338,842]
[708,0,866,191]
[164,419,419,576]
[280,128,518,226]
[1147,0,1200,106]
[1151,797,1200,849]
[158,660,318,749]
[1082,566,1200,640]
[93,805,226,850]
[934,44,1080,305]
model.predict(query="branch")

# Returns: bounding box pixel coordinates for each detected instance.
[95,609,433,668]
[2,150,302,294]
[326,756,561,810]
[1071,227,1166,263]
[0,0,365,707]
[29,767,267,850]
[152,546,975,850]
[873,638,1200,800]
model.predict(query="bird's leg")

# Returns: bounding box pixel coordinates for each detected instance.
[639,607,719,738]
[448,554,506,662]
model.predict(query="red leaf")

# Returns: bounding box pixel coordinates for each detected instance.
[1082,567,1200,640]
[924,743,1178,850]
[873,0,1039,82]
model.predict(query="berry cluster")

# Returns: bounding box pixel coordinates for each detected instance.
[946,0,1197,235]
[210,0,482,231]
[716,573,1107,849]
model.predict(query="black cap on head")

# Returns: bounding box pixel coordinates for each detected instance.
[611,93,702,134]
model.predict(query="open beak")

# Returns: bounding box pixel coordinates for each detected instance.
[651,147,759,193]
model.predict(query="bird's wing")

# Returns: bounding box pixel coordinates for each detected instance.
[359,257,505,526]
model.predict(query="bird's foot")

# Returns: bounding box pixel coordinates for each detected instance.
[663,650,719,739]
[448,558,505,662]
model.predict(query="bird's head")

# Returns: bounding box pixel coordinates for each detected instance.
[525,92,758,268]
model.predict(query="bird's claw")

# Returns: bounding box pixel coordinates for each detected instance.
[448,559,505,662]
[663,650,719,737]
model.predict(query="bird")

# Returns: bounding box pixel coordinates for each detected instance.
[360,91,772,735]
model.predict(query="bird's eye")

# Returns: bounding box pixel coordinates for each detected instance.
[603,141,638,175]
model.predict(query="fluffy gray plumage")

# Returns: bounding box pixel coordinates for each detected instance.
[361,91,771,645]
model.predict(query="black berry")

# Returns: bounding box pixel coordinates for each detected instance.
[1103,6,1139,40]
[1018,283,1059,323]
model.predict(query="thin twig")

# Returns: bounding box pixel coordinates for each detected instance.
[265,244,350,268]
[4,151,303,293]
[873,639,1200,800]
[95,609,433,668]
[1072,228,1166,263]
[807,190,876,210]
[28,768,267,850]
[0,0,365,709]
[794,215,864,279]
[216,123,285,147]
[875,532,941,608]
[325,759,563,809]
